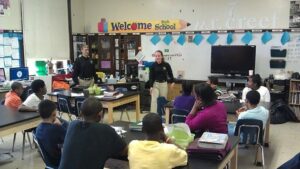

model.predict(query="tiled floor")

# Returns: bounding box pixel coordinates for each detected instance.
[0,110,299,169]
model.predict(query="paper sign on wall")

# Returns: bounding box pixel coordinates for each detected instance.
[98,18,191,33]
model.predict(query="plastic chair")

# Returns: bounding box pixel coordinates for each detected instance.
[115,87,130,121]
[32,133,56,169]
[75,97,85,118]
[57,94,76,121]
[171,108,189,124]
[234,119,265,169]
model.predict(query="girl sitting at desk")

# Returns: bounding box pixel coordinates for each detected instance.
[185,83,228,137]
[173,80,195,112]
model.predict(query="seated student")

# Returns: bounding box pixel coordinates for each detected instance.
[234,90,269,143]
[19,79,47,112]
[242,74,270,102]
[185,83,228,136]
[173,80,195,112]
[207,76,222,96]
[58,97,127,169]
[128,113,187,169]
[35,100,67,168]
[4,82,24,110]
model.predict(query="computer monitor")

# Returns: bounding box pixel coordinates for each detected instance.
[0,68,6,82]
[126,63,138,78]
[10,67,29,81]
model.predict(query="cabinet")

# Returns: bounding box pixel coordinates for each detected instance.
[84,35,140,77]
[289,79,300,114]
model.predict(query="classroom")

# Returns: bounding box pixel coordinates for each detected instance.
[1,0,300,169]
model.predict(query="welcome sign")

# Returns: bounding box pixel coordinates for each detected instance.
[98,18,191,33]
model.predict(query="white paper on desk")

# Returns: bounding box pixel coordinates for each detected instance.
[12,60,20,67]
[94,95,104,99]
[3,37,11,45]
[12,48,20,59]
[4,46,12,56]
[111,126,127,134]
[11,37,19,48]
[4,57,12,67]
[71,93,84,97]
[0,46,4,57]
[137,122,143,126]
[0,34,3,45]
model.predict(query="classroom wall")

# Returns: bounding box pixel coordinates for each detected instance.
[80,0,290,33]
[22,0,70,62]
[0,0,22,30]
[71,0,85,33]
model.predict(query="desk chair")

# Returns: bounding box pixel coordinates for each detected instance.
[115,87,131,121]
[234,119,265,169]
[171,108,189,124]
[57,94,76,121]
[12,130,34,160]
[75,97,85,118]
[32,133,55,169]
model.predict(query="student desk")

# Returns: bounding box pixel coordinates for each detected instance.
[0,105,41,162]
[164,101,271,146]
[109,121,239,169]
[0,88,9,101]
[0,105,41,137]
[47,91,141,124]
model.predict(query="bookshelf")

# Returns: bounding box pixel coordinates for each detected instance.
[289,79,300,114]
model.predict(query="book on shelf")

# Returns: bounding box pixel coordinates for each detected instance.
[197,132,228,149]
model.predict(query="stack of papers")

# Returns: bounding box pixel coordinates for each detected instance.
[198,132,228,149]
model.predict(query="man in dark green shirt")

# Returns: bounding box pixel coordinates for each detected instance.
[59,97,127,169]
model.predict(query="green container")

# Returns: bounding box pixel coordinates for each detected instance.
[165,124,195,149]
[35,61,47,75]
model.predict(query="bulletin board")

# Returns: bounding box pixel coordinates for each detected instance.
[0,32,23,80]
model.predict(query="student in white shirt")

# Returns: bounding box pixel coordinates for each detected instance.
[242,74,270,102]
[19,79,47,112]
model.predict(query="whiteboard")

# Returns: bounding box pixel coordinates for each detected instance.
[141,32,300,80]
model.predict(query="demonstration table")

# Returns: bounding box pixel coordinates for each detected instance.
[110,121,239,169]
[48,91,141,124]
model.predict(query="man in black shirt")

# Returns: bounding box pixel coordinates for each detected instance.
[59,97,127,169]
[73,45,98,87]
[149,50,174,113]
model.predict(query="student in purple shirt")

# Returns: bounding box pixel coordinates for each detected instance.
[173,80,195,112]
[185,83,228,137]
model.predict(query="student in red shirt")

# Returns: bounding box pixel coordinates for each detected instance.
[4,82,24,110]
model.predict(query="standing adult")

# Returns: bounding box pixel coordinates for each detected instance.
[149,50,174,113]
[73,45,98,87]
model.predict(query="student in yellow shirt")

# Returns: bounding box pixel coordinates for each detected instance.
[128,113,187,169]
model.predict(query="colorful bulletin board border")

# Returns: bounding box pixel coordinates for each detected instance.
[98,18,191,33]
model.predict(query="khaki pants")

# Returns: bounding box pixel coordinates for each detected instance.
[150,82,168,113]
[79,78,94,87]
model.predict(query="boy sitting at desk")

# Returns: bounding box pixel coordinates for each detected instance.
[128,113,187,169]
[4,81,24,110]
[35,100,67,168]
[19,79,47,112]
[58,97,127,169]
[207,76,223,96]
[235,90,269,143]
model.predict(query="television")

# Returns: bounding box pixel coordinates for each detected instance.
[211,45,256,76]
[0,68,6,82]
[10,67,29,81]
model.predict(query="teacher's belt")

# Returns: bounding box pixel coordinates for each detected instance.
[79,77,93,80]
[155,80,166,83]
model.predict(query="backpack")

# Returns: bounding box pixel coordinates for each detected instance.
[270,100,299,124]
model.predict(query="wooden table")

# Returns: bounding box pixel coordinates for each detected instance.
[48,91,141,124]
[0,106,41,137]
[110,121,239,169]
[0,105,41,161]
[164,101,271,146]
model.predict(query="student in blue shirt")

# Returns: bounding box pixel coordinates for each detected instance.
[35,100,67,168]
